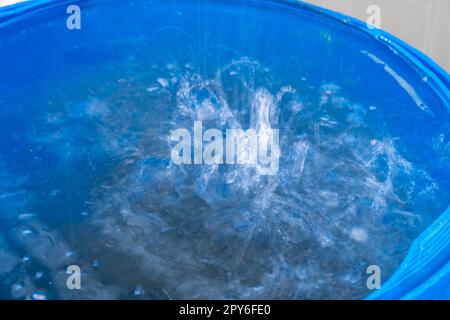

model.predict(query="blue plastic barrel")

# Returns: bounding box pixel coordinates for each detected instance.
[0,0,449,300]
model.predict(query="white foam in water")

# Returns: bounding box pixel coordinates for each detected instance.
[0,57,445,299]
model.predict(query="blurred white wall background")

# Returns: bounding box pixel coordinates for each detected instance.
[304,0,450,72]
[0,0,448,71]
[0,0,27,7]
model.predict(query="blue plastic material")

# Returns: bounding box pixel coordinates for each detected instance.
[0,0,449,299]
[368,206,450,299]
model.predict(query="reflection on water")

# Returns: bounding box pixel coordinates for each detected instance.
[1,54,448,299]
[0,0,449,300]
